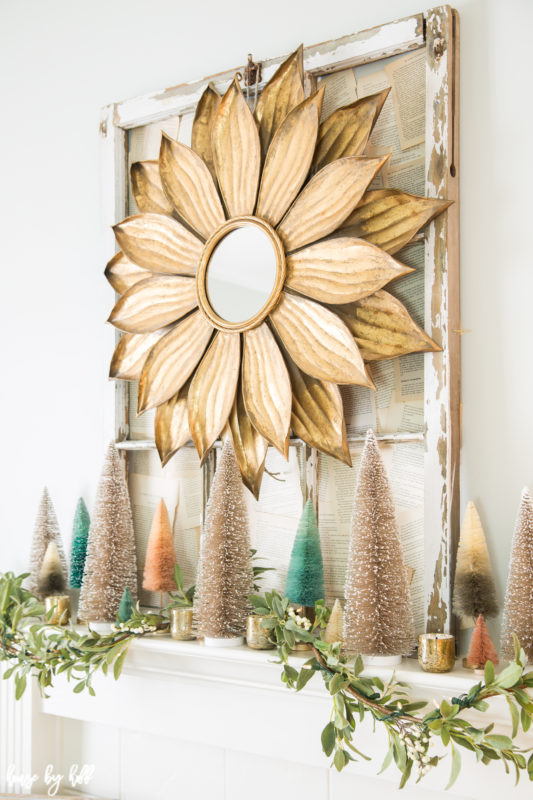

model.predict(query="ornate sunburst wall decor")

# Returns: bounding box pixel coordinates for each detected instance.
[106,46,449,497]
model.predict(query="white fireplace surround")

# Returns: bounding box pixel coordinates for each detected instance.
[1,639,531,800]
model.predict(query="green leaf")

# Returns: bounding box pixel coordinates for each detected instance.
[14,674,26,700]
[334,748,346,772]
[398,759,413,789]
[174,564,184,591]
[329,673,348,695]
[378,745,394,775]
[441,724,450,747]
[113,648,128,680]
[296,668,315,691]
[321,722,336,756]
[473,699,489,712]
[496,663,522,689]
[521,707,531,733]
[445,744,461,791]
[507,699,520,738]
[484,734,513,751]
[527,754,533,780]
[73,681,86,694]
[484,660,495,685]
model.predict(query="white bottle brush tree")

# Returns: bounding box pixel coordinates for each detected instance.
[194,438,253,646]
[344,429,415,663]
[28,488,68,599]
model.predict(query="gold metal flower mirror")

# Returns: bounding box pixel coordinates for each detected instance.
[106,46,449,498]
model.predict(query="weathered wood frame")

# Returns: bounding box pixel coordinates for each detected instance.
[100,7,460,633]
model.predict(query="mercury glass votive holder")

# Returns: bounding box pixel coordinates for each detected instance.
[170,607,196,640]
[418,633,455,672]
[246,615,275,650]
[44,594,71,625]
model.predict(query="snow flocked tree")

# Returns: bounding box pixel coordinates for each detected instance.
[194,438,253,646]
[143,498,177,607]
[344,429,415,664]
[501,488,533,661]
[78,443,138,622]
[28,487,67,599]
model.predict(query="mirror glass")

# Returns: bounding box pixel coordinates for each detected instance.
[206,226,278,323]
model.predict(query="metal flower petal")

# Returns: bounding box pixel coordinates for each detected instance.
[191,84,221,183]
[339,189,452,254]
[105,252,150,295]
[256,89,324,227]
[224,380,268,500]
[242,323,291,457]
[108,275,197,333]
[159,134,225,239]
[212,79,261,217]
[254,45,304,157]
[283,350,351,466]
[270,292,372,387]
[332,290,441,360]
[277,155,389,252]
[312,89,390,172]
[113,213,203,275]
[155,380,192,467]
[187,332,241,464]
[285,237,413,304]
[130,160,175,215]
[138,310,213,413]
[109,329,167,381]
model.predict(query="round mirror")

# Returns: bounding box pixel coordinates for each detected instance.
[206,225,279,324]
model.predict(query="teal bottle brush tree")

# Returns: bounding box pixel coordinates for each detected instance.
[285,499,325,609]
[69,498,90,589]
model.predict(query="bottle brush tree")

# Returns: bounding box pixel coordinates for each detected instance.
[324,598,344,645]
[453,501,499,666]
[28,487,67,599]
[501,488,533,661]
[143,498,177,606]
[117,586,135,623]
[78,443,138,622]
[285,499,324,609]
[466,613,499,668]
[38,541,66,598]
[344,429,415,657]
[69,497,90,589]
[194,438,253,645]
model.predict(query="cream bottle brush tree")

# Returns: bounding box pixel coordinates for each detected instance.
[501,488,533,661]
[28,487,67,599]
[194,438,253,646]
[78,443,138,622]
[37,541,66,598]
[343,429,415,662]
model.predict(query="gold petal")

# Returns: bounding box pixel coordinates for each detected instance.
[155,379,192,466]
[109,330,166,381]
[188,331,240,464]
[256,89,324,227]
[277,155,388,252]
[255,46,304,157]
[212,79,261,217]
[138,310,213,413]
[242,324,291,456]
[333,290,441,360]
[105,252,150,295]
[130,160,174,215]
[224,380,268,500]
[113,213,203,275]
[108,275,197,333]
[312,89,390,172]
[338,189,452,255]
[285,236,413,304]
[283,351,351,466]
[159,134,225,239]
[191,84,221,183]
[270,292,372,387]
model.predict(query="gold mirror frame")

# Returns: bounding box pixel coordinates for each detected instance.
[106,46,450,498]
[196,216,286,333]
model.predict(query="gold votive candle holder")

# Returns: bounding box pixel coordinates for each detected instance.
[170,607,196,640]
[246,615,275,650]
[418,633,455,672]
[44,594,71,625]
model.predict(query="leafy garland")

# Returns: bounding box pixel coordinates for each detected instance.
[1,572,532,789]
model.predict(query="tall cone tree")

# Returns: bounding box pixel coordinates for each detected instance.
[466,614,499,668]
[324,599,344,645]
[79,443,138,622]
[285,500,325,607]
[453,501,498,622]
[194,438,253,641]
[143,499,177,597]
[28,488,67,599]
[69,498,90,589]
[501,488,533,661]
[38,541,66,598]
[344,429,415,656]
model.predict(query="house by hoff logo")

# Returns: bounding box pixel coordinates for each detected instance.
[6,762,95,796]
